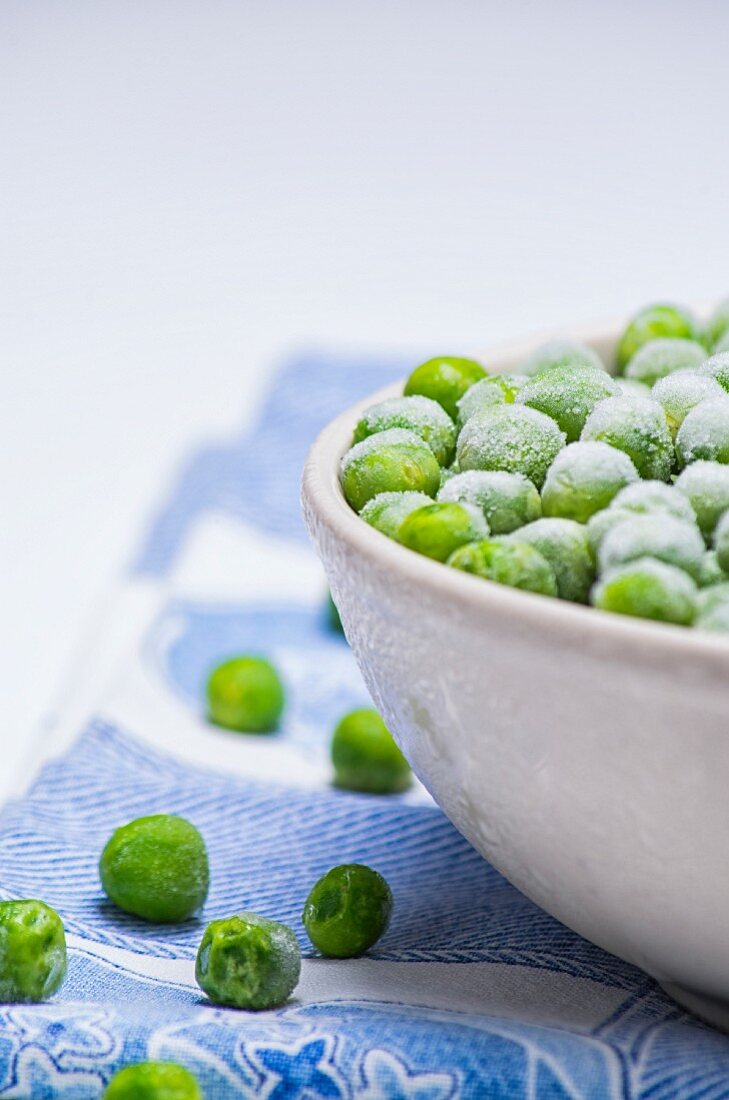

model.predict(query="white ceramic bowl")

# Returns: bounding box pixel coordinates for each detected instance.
[301,318,729,1028]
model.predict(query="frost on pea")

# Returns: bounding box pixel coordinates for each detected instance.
[598,514,705,583]
[608,480,697,525]
[675,460,729,541]
[517,365,619,442]
[675,397,729,468]
[456,404,566,489]
[651,371,723,436]
[508,517,595,603]
[580,395,674,481]
[360,490,435,540]
[697,352,729,392]
[353,395,457,466]
[624,337,707,387]
[438,469,541,534]
[455,378,507,428]
[541,441,638,524]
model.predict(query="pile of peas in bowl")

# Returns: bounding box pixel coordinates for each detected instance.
[339,299,729,631]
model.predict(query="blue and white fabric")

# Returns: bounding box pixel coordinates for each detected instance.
[1,353,728,1098]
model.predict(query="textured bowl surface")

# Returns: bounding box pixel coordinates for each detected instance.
[301,318,729,1025]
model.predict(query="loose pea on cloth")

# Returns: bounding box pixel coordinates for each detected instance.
[2,354,729,1099]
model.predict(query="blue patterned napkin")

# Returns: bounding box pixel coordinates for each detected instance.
[1,353,728,1098]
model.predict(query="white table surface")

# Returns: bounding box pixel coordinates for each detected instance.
[1,0,728,791]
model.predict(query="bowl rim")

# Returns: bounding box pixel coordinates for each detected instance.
[302,314,729,675]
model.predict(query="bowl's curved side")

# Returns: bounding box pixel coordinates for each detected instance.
[301,318,729,1004]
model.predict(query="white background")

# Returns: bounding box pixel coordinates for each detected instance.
[2,0,729,767]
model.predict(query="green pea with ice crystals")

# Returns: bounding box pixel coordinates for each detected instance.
[541,441,638,523]
[340,429,441,511]
[615,303,698,371]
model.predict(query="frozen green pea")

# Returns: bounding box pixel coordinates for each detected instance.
[675,398,729,467]
[714,511,729,573]
[459,374,526,418]
[359,490,434,540]
[520,339,606,377]
[447,538,558,596]
[675,461,729,541]
[517,365,619,443]
[438,469,541,534]
[592,558,697,626]
[196,912,300,1009]
[609,480,697,525]
[615,303,698,372]
[331,708,411,794]
[697,352,729,392]
[704,299,729,351]
[651,371,723,436]
[580,395,674,481]
[698,550,726,588]
[617,379,652,399]
[455,378,506,428]
[541,441,638,523]
[398,502,489,562]
[456,405,566,489]
[586,507,635,555]
[100,815,209,923]
[303,864,392,958]
[404,357,486,420]
[624,338,707,387]
[353,395,457,466]
[492,373,529,402]
[103,1063,201,1100]
[0,900,66,1003]
[509,518,595,602]
[207,656,284,733]
[598,514,704,582]
[340,429,441,512]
